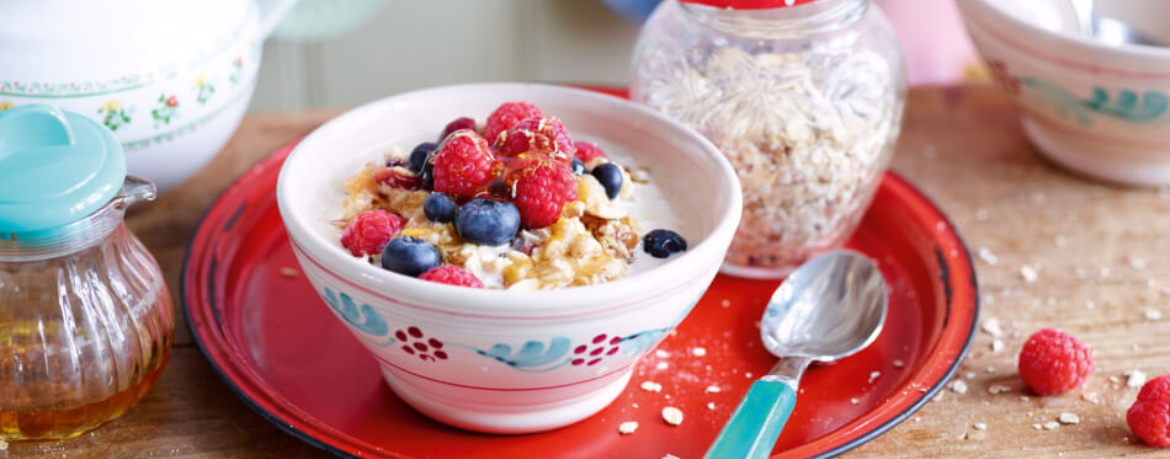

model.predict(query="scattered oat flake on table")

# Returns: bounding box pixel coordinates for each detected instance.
[618,421,639,435]
[1082,392,1100,404]
[1032,424,1042,430]
[662,407,684,426]
[991,339,1004,353]
[1043,421,1060,430]
[704,385,721,394]
[280,267,299,277]
[948,379,969,394]
[1099,266,1110,278]
[640,381,663,392]
[691,347,707,357]
[1019,266,1038,283]
[981,318,1004,337]
[973,422,987,430]
[977,247,998,265]
[1144,309,1163,320]
[1126,369,1147,388]
[1129,256,1147,270]
[988,384,1011,395]
[1058,413,1080,425]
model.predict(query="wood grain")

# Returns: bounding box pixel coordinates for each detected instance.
[6,86,1169,458]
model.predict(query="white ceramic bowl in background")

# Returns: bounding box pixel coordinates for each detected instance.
[957,0,1170,186]
[276,83,743,433]
[0,0,296,193]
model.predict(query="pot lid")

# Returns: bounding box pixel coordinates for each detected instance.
[0,0,251,83]
[679,0,821,9]
[0,105,126,233]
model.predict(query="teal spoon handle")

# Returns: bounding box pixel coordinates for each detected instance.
[703,379,797,459]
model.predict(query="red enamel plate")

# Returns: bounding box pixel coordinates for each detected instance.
[184,141,977,459]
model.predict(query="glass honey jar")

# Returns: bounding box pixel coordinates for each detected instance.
[0,105,175,440]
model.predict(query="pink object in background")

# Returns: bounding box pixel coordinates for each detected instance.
[876,0,980,85]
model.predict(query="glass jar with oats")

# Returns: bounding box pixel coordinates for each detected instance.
[631,0,906,277]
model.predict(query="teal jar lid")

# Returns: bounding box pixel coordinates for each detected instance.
[0,105,126,234]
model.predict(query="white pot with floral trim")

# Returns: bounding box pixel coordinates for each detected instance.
[0,0,297,193]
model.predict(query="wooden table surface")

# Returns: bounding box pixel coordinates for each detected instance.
[6,85,1169,458]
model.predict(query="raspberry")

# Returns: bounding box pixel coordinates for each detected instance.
[340,210,404,257]
[574,141,608,163]
[373,166,422,191]
[419,265,484,288]
[1129,375,1170,447]
[439,117,477,142]
[483,101,544,145]
[496,117,574,161]
[432,130,499,200]
[510,158,578,229]
[1017,328,1094,395]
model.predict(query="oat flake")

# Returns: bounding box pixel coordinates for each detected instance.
[618,421,639,435]
[662,407,684,426]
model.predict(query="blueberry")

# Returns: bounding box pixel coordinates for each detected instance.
[381,236,441,276]
[455,198,521,246]
[420,160,435,190]
[591,163,623,200]
[424,192,457,223]
[408,142,438,173]
[643,229,687,258]
[571,157,586,175]
[440,117,477,142]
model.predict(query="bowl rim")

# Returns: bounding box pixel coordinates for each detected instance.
[961,0,1170,60]
[276,82,743,316]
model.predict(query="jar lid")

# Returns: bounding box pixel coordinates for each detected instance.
[0,105,126,233]
[678,0,820,9]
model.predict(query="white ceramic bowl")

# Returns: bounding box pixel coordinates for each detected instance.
[957,0,1170,186]
[276,83,742,433]
[0,0,295,193]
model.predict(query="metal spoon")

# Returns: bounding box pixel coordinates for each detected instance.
[704,250,888,459]
[1068,0,1162,47]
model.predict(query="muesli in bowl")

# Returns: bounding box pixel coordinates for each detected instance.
[336,101,690,290]
[276,83,741,433]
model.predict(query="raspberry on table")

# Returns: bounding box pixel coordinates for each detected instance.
[574,141,608,163]
[419,265,484,288]
[340,210,404,257]
[1017,328,1094,395]
[510,158,578,229]
[483,101,544,145]
[496,117,574,161]
[1129,375,1170,447]
[432,130,499,200]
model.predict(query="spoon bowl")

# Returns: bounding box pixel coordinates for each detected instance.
[705,251,888,459]
[762,251,888,362]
